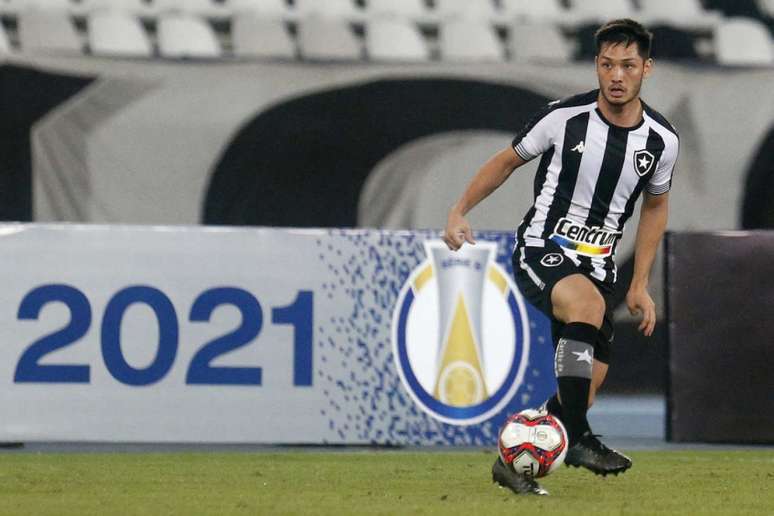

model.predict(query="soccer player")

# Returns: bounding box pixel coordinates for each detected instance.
[443,19,679,496]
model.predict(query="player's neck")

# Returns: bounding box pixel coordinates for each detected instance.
[596,94,643,129]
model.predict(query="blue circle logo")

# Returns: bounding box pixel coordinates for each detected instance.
[391,241,530,425]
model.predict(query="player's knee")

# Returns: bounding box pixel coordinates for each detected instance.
[567,292,605,328]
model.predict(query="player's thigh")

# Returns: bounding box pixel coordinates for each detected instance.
[550,274,606,326]
[512,245,581,318]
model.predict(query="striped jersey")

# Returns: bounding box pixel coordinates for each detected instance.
[512,89,679,285]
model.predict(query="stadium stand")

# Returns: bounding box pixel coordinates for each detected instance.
[439,19,504,61]
[88,9,152,57]
[297,17,361,60]
[0,0,768,66]
[18,8,83,54]
[232,14,295,59]
[510,22,572,63]
[157,14,222,58]
[714,17,774,65]
[366,18,430,61]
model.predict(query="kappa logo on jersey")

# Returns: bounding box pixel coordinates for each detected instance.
[392,241,530,426]
[540,253,564,267]
[634,149,657,177]
[571,141,585,154]
[549,218,622,258]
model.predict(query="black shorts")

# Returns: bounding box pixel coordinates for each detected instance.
[512,241,615,364]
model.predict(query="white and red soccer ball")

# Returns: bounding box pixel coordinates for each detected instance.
[498,409,569,478]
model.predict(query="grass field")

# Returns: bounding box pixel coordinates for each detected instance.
[0,450,772,515]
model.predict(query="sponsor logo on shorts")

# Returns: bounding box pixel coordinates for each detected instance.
[540,253,564,267]
[549,218,621,258]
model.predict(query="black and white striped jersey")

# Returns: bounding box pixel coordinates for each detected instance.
[512,89,679,285]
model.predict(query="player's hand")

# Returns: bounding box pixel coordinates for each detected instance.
[626,287,656,336]
[443,210,475,251]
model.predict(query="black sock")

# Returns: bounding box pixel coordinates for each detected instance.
[555,322,597,445]
[545,394,563,419]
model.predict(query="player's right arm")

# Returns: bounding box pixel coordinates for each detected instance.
[442,147,527,251]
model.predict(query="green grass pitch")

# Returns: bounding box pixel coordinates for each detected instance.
[0,450,772,515]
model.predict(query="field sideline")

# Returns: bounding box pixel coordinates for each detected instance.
[0,450,772,515]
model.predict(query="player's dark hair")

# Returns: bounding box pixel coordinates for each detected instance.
[595,19,653,59]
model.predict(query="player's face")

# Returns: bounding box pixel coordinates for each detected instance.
[595,42,653,106]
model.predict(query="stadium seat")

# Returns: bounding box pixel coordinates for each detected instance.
[229,0,293,19]
[157,14,222,58]
[154,0,229,19]
[78,0,159,16]
[88,10,152,57]
[367,0,434,24]
[714,17,774,65]
[18,8,84,54]
[439,19,504,61]
[433,0,500,21]
[565,0,637,25]
[501,0,567,24]
[366,18,430,61]
[756,0,774,17]
[510,23,572,62]
[295,0,363,21]
[297,17,361,60]
[232,14,295,59]
[639,0,723,30]
[0,22,11,53]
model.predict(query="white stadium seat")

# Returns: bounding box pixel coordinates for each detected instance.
[79,0,157,16]
[18,8,83,54]
[367,0,433,23]
[366,18,429,61]
[565,0,637,25]
[439,19,504,61]
[228,0,293,19]
[297,17,361,60]
[295,0,363,21]
[510,23,572,63]
[757,0,774,18]
[157,14,222,58]
[154,0,229,19]
[232,14,295,59]
[501,0,567,24]
[0,22,11,53]
[714,17,774,66]
[434,0,500,22]
[88,10,152,57]
[638,0,723,30]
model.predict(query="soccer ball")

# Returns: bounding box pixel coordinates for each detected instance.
[498,409,569,478]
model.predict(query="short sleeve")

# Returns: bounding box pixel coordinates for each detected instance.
[512,105,557,161]
[646,135,679,195]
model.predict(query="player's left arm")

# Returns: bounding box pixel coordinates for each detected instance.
[626,191,669,337]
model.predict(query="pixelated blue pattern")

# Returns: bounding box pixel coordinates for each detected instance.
[315,230,555,446]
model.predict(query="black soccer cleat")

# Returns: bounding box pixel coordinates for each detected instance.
[564,433,632,476]
[492,456,549,496]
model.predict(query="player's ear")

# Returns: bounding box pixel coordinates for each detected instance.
[643,57,654,78]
